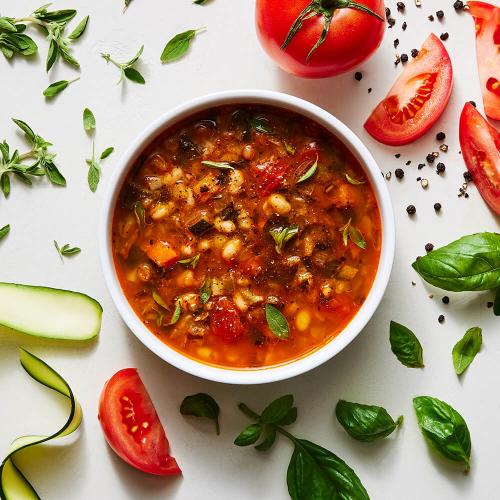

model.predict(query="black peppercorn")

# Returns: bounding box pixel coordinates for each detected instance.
[401,53,408,63]
[395,168,405,179]
[454,0,464,10]
[434,202,442,211]
[397,2,405,11]
[394,38,400,48]
[388,17,396,27]
[425,243,434,252]
[395,153,401,158]
[411,48,419,58]
[463,171,473,182]
[436,132,445,141]
[385,7,391,17]
[436,162,446,174]
[418,163,425,170]
[426,153,435,163]
[354,71,363,81]
[406,205,416,215]
[402,21,407,30]
[406,160,411,165]
[436,10,444,19]
[438,314,445,323]
[442,296,450,304]
[440,32,449,40]
[368,88,372,93]
[428,14,435,21]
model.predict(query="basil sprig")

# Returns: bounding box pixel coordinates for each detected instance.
[265,304,289,339]
[235,395,369,500]
[412,232,500,292]
[452,327,482,375]
[389,321,424,368]
[335,400,403,442]
[413,396,471,471]
[180,393,220,435]
[161,27,206,63]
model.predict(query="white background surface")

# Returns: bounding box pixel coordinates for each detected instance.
[0,0,499,499]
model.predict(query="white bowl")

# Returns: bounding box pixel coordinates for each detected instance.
[100,89,395,385]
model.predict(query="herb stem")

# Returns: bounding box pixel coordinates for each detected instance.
[237,403,260,420]
[18,150,36,161]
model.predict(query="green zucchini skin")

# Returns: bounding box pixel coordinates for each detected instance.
[0,282,102,340]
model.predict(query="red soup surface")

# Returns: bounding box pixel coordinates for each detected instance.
[112,105,382,369]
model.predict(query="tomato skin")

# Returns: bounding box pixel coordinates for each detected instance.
[468,1,500,120]
[255,0,385,78]
[251,158,290,196]
[459,102,500,214]
[98,368,181,476]
[364,33,453,146]
[211,297,246,342]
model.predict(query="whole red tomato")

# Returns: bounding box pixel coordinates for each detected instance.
[256,0,385,78]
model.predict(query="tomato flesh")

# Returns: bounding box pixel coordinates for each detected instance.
[251,158,290,196]
[211,297,246,342]
[459,102,500,214]
[98,368,181,476]
[364,34,453,146]
[468,1,500,120]
[255,0,385,78]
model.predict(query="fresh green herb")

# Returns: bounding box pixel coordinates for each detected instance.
[269,225,298,254]
[0,118,66,197]
[284,142,296,155]
[412,232,500,292]
[160,27,206,63]
[413,396,471,471]
[43,77,80,98]
[54,240,81,261]
[123,0,134,12]
[194,0,210,4]
[83,108,96,132]
[169,298,182,325]
[0,349,82,500]
[179,254,200,269]
[200,278,212,304]
[201,160,235,170]
[250,116,272,134]
[101,45,145,84]
[0,5,88,71]
[152,290,168,309]
[390,320,424,368]
[265,304,289,339]
[235,395,369,499]
[296,155,318,184]
[0,224,10,241]
[452,327,482,375]
[339,218,366,250]
[335,400,403,442]
[345,173,365,185]
[133,201,146,228]
[86,142,113,192]
[180,393,220,434]
[494,288,500,316]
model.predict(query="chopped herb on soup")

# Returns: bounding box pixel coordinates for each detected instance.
[112,105,381,368]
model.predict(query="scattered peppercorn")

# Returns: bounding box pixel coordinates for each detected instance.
[487,301,494,308]
[406,160,411,165]
[401,53,409,63]
[397,2,406,11]
[436,162,446,174]
[411,48,419,58]
[454,0,464,10]
[354,71,363,81]
[388,17,396,27]
[385,7,391,17]
[469,100,476,107]
[426,153,435,163]
[416,176,422,181]
[436,10,444,19]
[418,163,425,170]
[395,168,405,179]
[442,296,450,304]
[394,38,400,48]
[463,171,473,182]
[436,131,446,141]
[395,153,401,158]
[428,14,435,21]
[434,202,442,211]
[438,314,445,323]
[402,21,407,30]
[440,144,449,152]
[425,243,434,252]
[368,88,372,93]
[406,204,416,215]
[440,32,449,41]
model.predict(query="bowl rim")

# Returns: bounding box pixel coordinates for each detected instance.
[99,89,395,385]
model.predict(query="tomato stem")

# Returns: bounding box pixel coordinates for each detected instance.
[281,0,384,62]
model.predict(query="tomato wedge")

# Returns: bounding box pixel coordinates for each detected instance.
[98,368,181,476]
[459,102,500,214]
[364,33,453,146]
[468,1,500,121]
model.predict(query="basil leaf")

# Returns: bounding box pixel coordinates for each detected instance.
[265,304,289,339]
[178,254,200,269]
[0,18,17,32]
[255,427,276,451]
[413,396,471,471]
[296,156,318,184]
[345,173,365,185]
[279,407,298,426]
[494,288,500,316]
[349,225,366,250]
[335,400,403,442]
[261,394,294,424]
[124,67,145,84]
[180,393,220,435]
[234,424,263,446]
[169,299,182,325]
[412,232,500,292]
[200,278,212,304]
[201,160,235,170]
[390,320,424,368]
[452,327,482,375]
[287,439,369,500]
[161,28,205,63]
[83,108,96,132]
[0,224,10,241]
[67,15,89,40]
[100,147,114,160]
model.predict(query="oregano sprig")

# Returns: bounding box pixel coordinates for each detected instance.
[54,240,81,261]
[101,45,145,84]
[43,77,80,98]
[86,142,114,192]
